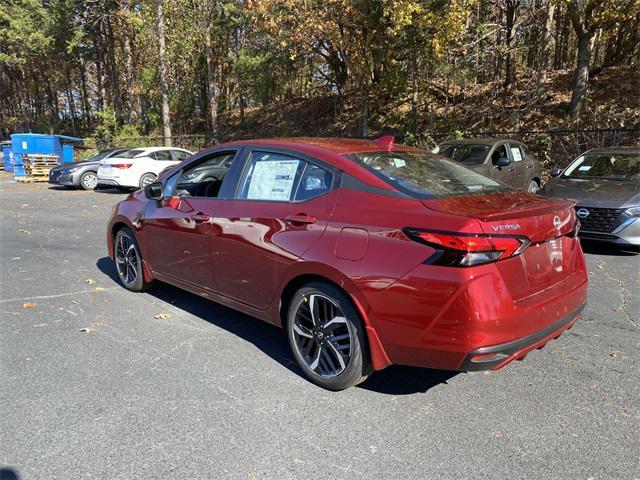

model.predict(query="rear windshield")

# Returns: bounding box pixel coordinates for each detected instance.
[115,149,145,159]
[563,153,640,181]
[350,151,511,198]
[437,143,490,166]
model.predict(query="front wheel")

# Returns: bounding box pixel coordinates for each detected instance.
[286,281,370,390]
[114,228,154,292]
[79,171,98,190]
[139,173,157,188]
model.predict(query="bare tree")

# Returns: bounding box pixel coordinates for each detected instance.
[156,0,172,146]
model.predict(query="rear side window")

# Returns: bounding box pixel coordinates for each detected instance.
[117,149,144,159]
[153,150,174,161]
[510,145,524,162]
[236,151,332,202]
[350,151,511,199]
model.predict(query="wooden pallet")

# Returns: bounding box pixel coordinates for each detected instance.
[21,154,59,182]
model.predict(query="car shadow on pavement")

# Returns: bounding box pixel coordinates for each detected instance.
[97,256,458,395]
[580,240,638,256]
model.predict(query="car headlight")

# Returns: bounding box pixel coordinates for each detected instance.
[624,206,640,216]
[182,172,199,181]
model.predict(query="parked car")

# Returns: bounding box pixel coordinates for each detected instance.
[107,137,587,390]
[435,139,542,193]
[49,148,130,190]
[97,147,193,189]
[542,146,640,249]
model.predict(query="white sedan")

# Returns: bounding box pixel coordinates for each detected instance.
[97,147,193,189]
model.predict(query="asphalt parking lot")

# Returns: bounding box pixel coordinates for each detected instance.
[1,172,638,480]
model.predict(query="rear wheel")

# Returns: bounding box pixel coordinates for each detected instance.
[527,179,540,194]
[79,171,98,190]
[114,227,153,292]
[139,173,157,188]
[286,281,369,390]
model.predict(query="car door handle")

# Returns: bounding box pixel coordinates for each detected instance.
[285,214,316,225]
[191,213,211,223]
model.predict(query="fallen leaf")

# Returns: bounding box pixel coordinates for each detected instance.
[11,257,20,260]
[79,327,94,333]
[71,300,81,304]
[84,278,95,284]
[154,313,170,320]
[22,302,36,308]
[91,287,106,292]
[610,351,623,357]
[17,229,31,235]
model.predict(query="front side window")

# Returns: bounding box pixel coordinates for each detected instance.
[350,151,511,199]
[167,151,237,198]
[491,145,509,164]
[563,153,640,180]
[173,150,191,161]
[439,144,490,166]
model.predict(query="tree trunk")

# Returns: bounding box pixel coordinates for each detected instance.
[503,0,517,91]
[205,21,219,142]
[536,1,556,96]
[156,0,172,146]
[568,30,594,119]
[361,92,368,138]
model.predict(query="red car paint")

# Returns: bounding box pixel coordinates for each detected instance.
[107,138,587,372]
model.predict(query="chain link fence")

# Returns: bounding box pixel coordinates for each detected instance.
[108,128,638,173]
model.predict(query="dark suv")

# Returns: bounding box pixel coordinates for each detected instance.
[436,139,542,193]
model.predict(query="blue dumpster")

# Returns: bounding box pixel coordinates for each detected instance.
[10,133,83,177]
[1,142,12,172]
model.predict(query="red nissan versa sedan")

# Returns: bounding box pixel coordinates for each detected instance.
[107,137,588,390]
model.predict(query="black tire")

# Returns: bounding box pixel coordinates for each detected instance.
[79,170,98,190]
[139,173,157,189]
[113,227,154,292]
[527,179,540,194]
[286,281,370,390]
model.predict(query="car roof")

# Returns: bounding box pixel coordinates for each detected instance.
[133,146,191,153]
[222,137,419,155]
[582,146,640,155]
[203,137,422,193]
[439,138,522,146]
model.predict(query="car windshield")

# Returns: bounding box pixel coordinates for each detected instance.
[115,149,145,159]
[563,153,640,181]
[349,151,511,198]
[438,143,490,165]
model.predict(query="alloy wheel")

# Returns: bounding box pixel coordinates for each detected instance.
[82,172,98,189]
[115,233,140,286]
[292,293,353,377]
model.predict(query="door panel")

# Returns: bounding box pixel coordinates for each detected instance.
[142,197,220,290]
[509,144,531,189]
[210,190,339,309]
[490,144,515,186]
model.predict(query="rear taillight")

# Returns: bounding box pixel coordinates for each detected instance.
[403,228,530,267]
[111,163,133,169]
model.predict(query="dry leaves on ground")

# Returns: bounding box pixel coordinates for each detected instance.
[154,313,170,320]
[22,302,36,308]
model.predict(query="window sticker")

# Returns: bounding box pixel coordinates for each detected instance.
[510,147,523,162]
[247,159,300,201]
[393,158,406,168]
[578,165,592,171]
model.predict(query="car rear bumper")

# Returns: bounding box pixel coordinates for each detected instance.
[360,238,589,372]
[458,304,584,371]
[97,178,121,187]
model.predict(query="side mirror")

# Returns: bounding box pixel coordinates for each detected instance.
[549,167,562,177]
[493,155,511,168]
[144,181,163,200]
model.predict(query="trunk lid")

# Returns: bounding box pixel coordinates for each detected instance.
[421,191,576,243]
[421,191,583,301]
